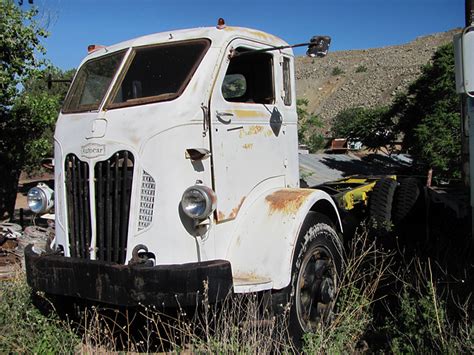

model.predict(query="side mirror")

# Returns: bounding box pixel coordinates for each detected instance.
[46,73,72,90]
[306,36,331,58]
[454,26,474,96]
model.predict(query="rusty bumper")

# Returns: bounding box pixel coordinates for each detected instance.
[24,245,233,307]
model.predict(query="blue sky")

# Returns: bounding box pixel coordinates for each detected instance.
[30,0,464,70]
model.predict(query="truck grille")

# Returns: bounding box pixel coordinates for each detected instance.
[95,151,134,264]
[65,151,134,264]
[65,154,92,258]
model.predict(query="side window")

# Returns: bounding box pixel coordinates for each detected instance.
[283,57,292,106]
[221,49,274,104]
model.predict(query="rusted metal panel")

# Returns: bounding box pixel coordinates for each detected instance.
[226,187,342,292]
[265,189,313,215]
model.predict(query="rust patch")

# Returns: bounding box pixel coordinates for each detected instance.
[239,125,264,138]
[227,196,246,220]
[242,143,253,150]
[265,189,313,215]
[242,28,279,42]
[217,211,225,221]
[234,273,272,285]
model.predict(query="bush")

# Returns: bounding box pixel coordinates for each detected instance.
[0,271,79,353]
[297,98,326,152]
[384,260,473,353]
[303,231,391,352]
[331,67,344,76]
[355,65,368,73]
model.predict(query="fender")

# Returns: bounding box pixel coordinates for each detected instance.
[225,187,342,293]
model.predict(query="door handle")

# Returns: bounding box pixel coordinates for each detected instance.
[216,111,234,124]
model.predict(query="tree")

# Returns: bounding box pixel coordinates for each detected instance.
[0,1,52,218]
[297,98,325,152]
[331,105,395,151]
[331,44,460,179]
[0,0,47,109]
[391,43,460,178]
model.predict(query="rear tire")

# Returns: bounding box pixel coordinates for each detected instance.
[287,212,343,348]
[393,178,421,224]
[369,178,397,232]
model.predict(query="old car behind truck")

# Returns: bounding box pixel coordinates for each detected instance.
[24,20,384,343]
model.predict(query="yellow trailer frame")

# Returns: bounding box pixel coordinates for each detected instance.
[316,175,397,211]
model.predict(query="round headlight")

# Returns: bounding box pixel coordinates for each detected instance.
[27,183,54,214]
[181,185,217,220]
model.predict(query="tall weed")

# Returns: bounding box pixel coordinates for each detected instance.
[0,269,79,353]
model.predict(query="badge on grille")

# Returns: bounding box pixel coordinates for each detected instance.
[81,143,106,158]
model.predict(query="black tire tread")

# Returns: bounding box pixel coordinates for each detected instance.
[369,178,398,224]
[393,178,421,224]
[287,212,343,349]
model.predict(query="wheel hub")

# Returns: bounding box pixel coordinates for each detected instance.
[296,246,336,331]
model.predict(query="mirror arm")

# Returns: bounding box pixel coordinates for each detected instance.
[229,36,331,59]
[230,42,312,58]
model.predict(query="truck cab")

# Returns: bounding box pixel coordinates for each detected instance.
[25,22,341,340]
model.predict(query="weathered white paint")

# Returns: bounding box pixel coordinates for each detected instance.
[54,25,341,293]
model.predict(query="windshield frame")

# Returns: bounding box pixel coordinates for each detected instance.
[61,49,128,114]
[105,38,211,110]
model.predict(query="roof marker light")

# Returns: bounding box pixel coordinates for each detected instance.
[87,44,106,54]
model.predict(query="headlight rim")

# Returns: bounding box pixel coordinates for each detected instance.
[27,184,54,214]
[181,185,217,220]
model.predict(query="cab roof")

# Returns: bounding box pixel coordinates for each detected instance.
[84,26,290,62]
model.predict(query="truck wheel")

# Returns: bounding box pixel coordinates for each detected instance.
[288,212,343,348]
[369,178,397,231]
[393,178,420,224]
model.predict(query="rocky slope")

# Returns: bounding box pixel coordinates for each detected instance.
[295,29,460,126]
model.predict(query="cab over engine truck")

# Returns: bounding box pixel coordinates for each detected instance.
[25,21,368,342]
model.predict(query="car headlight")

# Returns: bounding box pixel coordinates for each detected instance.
[27,183,54,214]
[181,185,217,220]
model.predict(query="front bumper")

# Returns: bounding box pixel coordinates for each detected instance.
[24,245,233,307]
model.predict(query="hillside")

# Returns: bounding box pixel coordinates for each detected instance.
[295,29,460,125]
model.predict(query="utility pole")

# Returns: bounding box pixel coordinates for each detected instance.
[463,0,474,232]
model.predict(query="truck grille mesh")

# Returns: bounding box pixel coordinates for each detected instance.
[94,151,134,264]
[65,154,92,258]
[64,151,134,264]
[138,171,155,231]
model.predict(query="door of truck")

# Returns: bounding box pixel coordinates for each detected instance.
[210,39,287,222]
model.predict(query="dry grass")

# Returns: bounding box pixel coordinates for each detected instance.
[1,228,471,353]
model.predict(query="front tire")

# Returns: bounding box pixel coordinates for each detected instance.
[288,212,343,347]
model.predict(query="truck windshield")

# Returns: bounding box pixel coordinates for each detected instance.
[107,39,210,109]
[62,50,126,113]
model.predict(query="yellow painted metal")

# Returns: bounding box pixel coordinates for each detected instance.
[341,181,376,210]
[323,175,397,211]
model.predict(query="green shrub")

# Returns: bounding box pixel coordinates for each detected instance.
[355,65,368,73]
[331,66,344,76]
[303,230,393,353]
[0,272,79,353]
[297,98,326,152]
[384,261,473,354]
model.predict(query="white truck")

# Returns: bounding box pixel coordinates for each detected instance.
[25,20,359,342]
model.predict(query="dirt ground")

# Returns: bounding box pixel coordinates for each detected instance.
[0,172,53,279]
